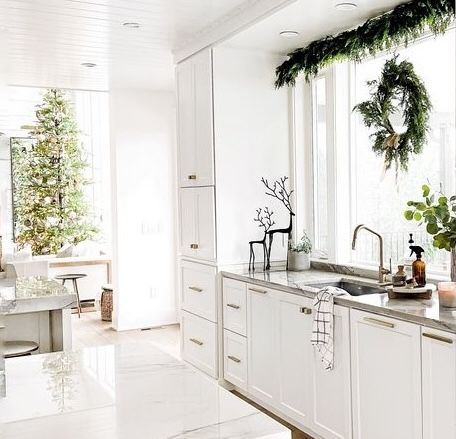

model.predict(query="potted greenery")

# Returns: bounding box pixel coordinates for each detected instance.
[288,232,312,271]
[405,184,456,306]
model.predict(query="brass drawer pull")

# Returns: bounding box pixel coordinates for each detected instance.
[249,287,267,294]
[423,332,454,344]
[364,317,395,329]
[190,244,199,249]
[299,307,312,315]
[189,338,203,346]
[188,175,197,180]
[227,355,241,363]
[226,303,240,309]
[189,286,203,292]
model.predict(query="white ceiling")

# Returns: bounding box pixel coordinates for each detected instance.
[0,0,409,92]
[0,0,252,91]
[225,0,406,53]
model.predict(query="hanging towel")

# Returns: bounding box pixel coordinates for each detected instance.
[311,286,348,371]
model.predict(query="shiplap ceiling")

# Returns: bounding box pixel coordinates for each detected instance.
[226,0,406,53]
[0,0,253,91]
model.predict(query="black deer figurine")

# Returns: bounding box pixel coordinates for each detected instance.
[261,176,295,270]
[248,207,274,272]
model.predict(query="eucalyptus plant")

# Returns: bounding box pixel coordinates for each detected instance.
[404,184,456,251]
[290,232,312,254]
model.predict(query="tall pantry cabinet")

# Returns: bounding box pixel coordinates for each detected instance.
[176,46,290,378]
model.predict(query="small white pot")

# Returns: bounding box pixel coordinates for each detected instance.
[288,251,310,271]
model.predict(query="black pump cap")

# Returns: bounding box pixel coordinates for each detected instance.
[410,245,425,258]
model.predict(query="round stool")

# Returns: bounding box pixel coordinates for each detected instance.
[4,340,39,358]
[55,273,87,318]
[100,284,113,322]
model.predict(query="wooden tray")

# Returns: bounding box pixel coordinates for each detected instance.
[387,284,435,300]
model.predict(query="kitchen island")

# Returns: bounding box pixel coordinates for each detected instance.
[0,277,77,354]
[0,343,290,439]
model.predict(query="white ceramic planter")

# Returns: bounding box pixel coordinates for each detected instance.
[288,251,310,271]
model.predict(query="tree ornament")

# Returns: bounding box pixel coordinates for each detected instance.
[353,56,432,173]
[11,89,99,255]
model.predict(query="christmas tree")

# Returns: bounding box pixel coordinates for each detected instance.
[12,89,99,255]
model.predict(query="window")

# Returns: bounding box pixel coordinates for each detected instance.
[312,76,329,257]
[351,30,455,274]
[306,29,456,275]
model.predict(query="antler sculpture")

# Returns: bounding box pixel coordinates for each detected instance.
[249,207,275,272]
[261,176,295,270]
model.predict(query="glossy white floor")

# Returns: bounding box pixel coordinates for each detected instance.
[70,311,311,439]
[71,311,180,359]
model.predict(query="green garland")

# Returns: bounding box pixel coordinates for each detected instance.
[353,56,432,172]
[275,0,455,87]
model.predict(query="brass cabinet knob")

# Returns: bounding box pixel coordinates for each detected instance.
[190,244,199,249]
[188,175,197,180]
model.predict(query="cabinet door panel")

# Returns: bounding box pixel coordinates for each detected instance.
[311,305,351,439]
[179,187,215,261]
[192,48,214,187]
[179,188,196,256]
[247,285,278,404]
[177,48,214,187]
[277,294,313,426]
[351,309,422,439]
[194,186,216,261]
[422,328,456,439]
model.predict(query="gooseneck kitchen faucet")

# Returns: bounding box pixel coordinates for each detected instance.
[352,224,390,284]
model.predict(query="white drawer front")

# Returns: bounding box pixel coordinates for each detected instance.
[181,311,217,378]
[223,278,247,336]
[181,261,216,322]
[224,330,247,390]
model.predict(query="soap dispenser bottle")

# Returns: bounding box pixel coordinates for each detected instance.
[410,245,426,287]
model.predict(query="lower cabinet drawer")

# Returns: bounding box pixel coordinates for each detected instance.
[181,260,217,322]
[181,311,217,378]
[223,329,247,390]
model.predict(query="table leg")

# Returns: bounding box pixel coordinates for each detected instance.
[72,279,81,318]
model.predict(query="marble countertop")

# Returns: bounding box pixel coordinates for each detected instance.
[0,277,76,315]
[0,343,290,439]
[222,269,456,334]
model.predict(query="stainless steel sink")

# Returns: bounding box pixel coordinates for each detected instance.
[303,280,386,296]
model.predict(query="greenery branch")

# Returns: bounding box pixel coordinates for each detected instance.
[404,184,456,251]
[275,0,455,87]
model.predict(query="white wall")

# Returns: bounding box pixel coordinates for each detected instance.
[213,47,291,266]
[110,89,177,331]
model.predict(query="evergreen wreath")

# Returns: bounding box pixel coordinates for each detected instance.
[275,0,455,87]
[353,55,432,172]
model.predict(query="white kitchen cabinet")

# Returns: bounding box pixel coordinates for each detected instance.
[422,328,456,439]
[351,309,422,439]
[177,48,214,187]
[181,310,217,378]
[276,293,313,426]
[223,329,248,390]
[180,260,217,322]
[311,304,352,439]
[247,284,279,405]
[223,278,247,336]
[179,187,216,261]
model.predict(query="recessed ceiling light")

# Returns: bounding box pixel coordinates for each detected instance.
[122,22,140,29]
[279,30,299,38]
[335,2,358,11]
[81,62,97,68]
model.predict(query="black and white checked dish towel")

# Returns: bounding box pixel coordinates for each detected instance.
[311,286,349,370]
